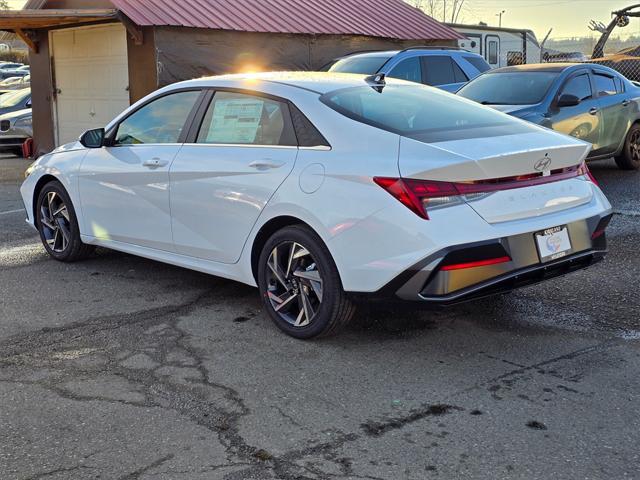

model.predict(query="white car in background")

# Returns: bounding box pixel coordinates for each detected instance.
[21,73,612,338]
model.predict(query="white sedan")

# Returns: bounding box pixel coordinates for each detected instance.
[21,72,612,338]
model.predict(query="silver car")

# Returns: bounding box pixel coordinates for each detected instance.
[0,108,31,156]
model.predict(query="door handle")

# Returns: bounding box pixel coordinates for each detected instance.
[622,99,631,107]
[142,158,169,168]
[589,107,599,116]
[248,159,285,170]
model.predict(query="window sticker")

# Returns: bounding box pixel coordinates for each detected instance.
[207,98,265,143]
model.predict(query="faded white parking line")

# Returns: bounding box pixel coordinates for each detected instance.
[0,209,23,216]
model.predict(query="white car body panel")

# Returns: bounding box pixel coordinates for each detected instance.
[20,73,612,296]
[170,144,298,263]
[77,144,181,252]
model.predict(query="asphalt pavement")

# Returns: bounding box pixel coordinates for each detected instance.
[0,153,638,480]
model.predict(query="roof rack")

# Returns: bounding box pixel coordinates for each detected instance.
[399,45,467,52]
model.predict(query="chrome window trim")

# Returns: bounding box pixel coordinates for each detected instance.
[181,143,299,150]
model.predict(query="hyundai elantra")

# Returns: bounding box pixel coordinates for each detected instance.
[21,73,612,338]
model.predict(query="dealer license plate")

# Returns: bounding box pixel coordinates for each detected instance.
[535,225,572,263]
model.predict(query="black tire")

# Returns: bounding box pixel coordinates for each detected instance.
[36,181,95,262]
[257,225,356,339]
[615,123,640,170]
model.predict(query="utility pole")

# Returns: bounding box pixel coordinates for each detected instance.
[496,10,505,28]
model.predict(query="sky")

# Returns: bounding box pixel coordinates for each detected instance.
[6,0,26,8]
[441,0,640,40]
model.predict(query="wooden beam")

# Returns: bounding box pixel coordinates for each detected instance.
[14,28,37,53]
[117,12,143,46]
[0,9,119,31]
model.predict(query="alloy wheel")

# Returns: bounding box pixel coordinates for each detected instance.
[40,191,71,253]
[265,241,323,327]
[630,130,640,162]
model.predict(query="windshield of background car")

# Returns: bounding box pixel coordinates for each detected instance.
[321,84,536,142]
[0,89,29,108]
[457,71,559,105]
[329,55,392,74]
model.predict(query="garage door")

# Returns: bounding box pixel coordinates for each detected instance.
[51,24,130,145]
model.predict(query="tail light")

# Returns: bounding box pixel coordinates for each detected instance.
[374,162,597,220]
[440,256,511,271]
[577,161,598,186]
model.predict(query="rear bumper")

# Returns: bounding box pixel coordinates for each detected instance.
[371,211,611,304]
[418,249,605,306]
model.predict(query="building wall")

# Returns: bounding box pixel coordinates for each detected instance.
[154,27,456,86]
[126,26,158,103]
[28,23,157,156]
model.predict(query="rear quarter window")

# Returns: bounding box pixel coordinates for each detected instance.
[462,55,491,73]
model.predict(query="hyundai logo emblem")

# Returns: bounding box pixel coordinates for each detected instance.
[534,155,552,172]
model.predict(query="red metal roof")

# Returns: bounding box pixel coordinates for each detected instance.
[108,0,463,40]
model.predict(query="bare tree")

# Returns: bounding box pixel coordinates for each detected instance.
[0,1,9,10]
[406,0,465,23]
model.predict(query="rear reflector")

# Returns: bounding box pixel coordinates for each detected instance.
[374,162,596,219]
[440,256,511,271]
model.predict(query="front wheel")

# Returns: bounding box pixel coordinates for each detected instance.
[257,225,356,339]
[36,181,95,262]
[615,124,640,170]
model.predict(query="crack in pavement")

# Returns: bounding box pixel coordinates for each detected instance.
[0,283,474,480]
[118,454,175,480]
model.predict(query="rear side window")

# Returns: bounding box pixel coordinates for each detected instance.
[388,57,422,83]
[422,56,461,86]
[594,74,617,96]
[115,90,200,145]
[452,61,469,82]
[197,91,297,146]
[321,84,534,143]
[560,74,592,101]
[614,76,625,93]
[289,103,330,148]
[463,55,491,73]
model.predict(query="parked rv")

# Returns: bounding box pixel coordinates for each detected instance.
[447,23,542,68]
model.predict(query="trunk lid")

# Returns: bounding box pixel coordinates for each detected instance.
[398,131,594,223]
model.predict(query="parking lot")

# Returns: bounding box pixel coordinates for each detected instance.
[0,153,639,479]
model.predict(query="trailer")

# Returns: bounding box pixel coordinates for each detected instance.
[445,23,542,68]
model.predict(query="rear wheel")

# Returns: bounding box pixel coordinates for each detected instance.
[615,124,640,170]
[36,181,95,262]
[257,225,355,339]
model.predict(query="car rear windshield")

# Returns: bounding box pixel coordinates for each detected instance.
[329,55,392,75]
[0,89,29,108]
[457,72,558,105]
[320,84,534,143]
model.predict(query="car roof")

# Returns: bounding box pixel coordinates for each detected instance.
[487,62,624,77]
[339,48,475,59]
[175,71,416,95]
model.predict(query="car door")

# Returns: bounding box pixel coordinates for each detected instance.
[548,71,603,155]
[169,90,298,263]
[593,71,629,155]
[78,89,202,252]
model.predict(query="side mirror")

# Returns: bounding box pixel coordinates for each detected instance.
[557,94,580,108]
[79,128,105,148]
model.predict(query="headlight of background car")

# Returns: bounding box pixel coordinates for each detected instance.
[14,116,32,129]
[24,161,36,179]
